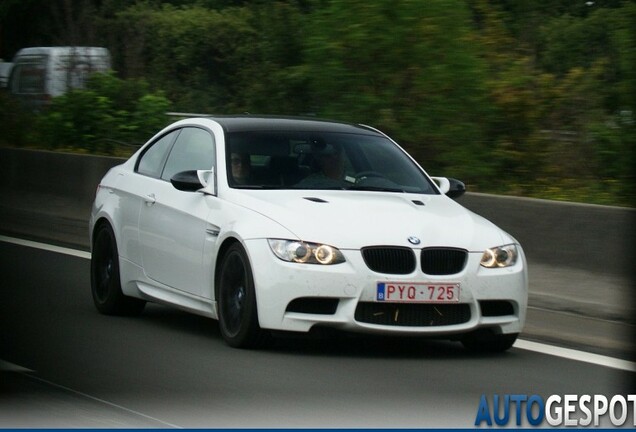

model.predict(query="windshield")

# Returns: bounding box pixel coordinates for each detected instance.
[9,55,47,94]
[226,131,437,194]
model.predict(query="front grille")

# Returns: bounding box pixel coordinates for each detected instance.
[354,302,471,327]
[421,248,468,275]
[362,247,416,274]
[286,297,339,315]
[479,300,514,317]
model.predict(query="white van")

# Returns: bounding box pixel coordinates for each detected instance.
[7,46,111,108]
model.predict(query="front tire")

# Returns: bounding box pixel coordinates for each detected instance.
[461,330,518,353]
[91,223,145,316]
[217,243,268,348]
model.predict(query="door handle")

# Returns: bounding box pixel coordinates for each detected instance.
[144,193,156,205]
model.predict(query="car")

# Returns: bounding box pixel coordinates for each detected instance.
[8,46,111,109]
[90,116,528,352]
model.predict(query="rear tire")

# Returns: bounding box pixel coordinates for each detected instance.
[461,330,518,353]
[217,243,268,348]
[91,223,145,316]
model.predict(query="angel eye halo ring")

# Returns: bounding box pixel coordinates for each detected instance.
[480,244,518,268]
[268,239,345,265]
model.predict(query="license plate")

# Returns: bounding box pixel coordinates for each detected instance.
[376,282,460,303]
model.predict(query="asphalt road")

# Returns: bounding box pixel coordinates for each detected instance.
[0,240,634,428]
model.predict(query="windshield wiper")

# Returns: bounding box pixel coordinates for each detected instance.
[346,185,406,193]
[290,186,347,190]
[231,185,286,190]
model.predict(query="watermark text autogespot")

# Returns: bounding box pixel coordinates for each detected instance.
[475,394,636,427]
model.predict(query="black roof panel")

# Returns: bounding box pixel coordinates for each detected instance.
[207,115,382,135]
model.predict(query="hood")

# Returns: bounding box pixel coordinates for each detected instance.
[228,190,507,251]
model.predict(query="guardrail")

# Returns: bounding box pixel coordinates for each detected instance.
[0,147,633,277]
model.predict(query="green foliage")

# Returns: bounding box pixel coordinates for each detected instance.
[0,90,35,147]
[237,2,311,115]
[110,3,258,112]
[35,72,172,155]
[465,0,634,205]
[303,0,495,184]
[1,0,634,206]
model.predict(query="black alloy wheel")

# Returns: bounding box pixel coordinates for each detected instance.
[217,243,268,348]
[91,224,145,316]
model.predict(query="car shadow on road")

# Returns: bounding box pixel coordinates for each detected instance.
[268,328,516,360]
[138,303,515,361]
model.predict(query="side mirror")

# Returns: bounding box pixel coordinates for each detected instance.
[446,178,466,199]
[171,169,216,195]
[171,170,202,192]
[431,176,466,199]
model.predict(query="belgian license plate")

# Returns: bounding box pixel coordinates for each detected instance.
[376,282,460,303]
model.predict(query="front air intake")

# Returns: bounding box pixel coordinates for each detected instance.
[286,297,339,315]
[355,302,471,327]
[479,300,515,317]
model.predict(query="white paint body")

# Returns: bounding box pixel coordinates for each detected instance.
[90,117,527,338]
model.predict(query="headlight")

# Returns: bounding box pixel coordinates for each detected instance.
[268,239,345,265]
[480,244,518,268]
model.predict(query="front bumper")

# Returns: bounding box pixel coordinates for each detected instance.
[244,239,528,337]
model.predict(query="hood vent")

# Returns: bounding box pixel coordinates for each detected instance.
[412,200,425,206]
[304,197,328,203]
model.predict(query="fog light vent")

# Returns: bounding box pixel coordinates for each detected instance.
[286,297,339,315]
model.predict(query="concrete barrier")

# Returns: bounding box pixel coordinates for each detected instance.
[0,147,123,211]
[457,193,634,277]
[1,147,633,277]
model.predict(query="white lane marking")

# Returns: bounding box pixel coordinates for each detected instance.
[0,235,91,260]
[0,358,182,428]
[1,235,633,372]
[0,359,34,373]
[514,339,635,372]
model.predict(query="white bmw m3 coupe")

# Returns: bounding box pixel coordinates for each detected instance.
[90,116,527,351]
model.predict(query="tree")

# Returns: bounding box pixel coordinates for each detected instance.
[303,0,494,182]
[108,3,258,112]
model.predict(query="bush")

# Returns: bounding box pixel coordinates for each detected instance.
[36,72,172,155]
[0,90,35,147]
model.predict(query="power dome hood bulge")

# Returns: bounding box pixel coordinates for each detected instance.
[229,190,509,251]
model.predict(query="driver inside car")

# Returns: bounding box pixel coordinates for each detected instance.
[295,138,347,188]
[231,152,251,185]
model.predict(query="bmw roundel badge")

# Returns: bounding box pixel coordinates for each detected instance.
[407,236,421,245]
